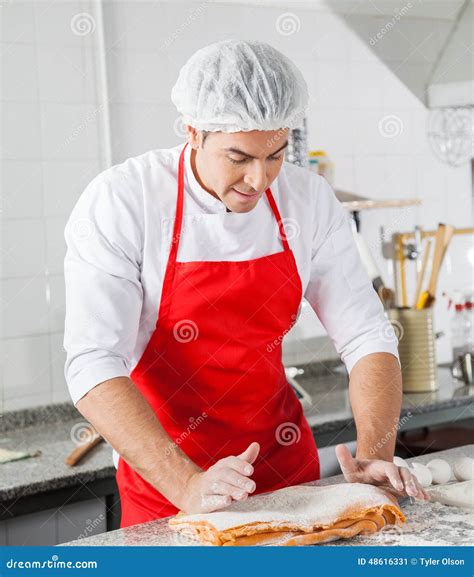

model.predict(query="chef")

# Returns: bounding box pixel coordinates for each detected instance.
[64,40,428,528]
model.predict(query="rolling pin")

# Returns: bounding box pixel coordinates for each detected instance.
[65,426,103,467]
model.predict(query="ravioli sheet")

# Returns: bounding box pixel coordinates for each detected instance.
[169,483,406,546]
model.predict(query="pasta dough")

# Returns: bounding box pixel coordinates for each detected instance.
[426,459,452,485]
[453,457,474,482]
[169,483,405,546]
[427,480,474,510]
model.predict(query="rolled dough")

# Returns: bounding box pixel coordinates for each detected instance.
[427,480,474,510]
[169,483,405,546]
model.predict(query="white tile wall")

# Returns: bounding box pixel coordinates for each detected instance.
[1,0,100,412]
[1,1,472,411]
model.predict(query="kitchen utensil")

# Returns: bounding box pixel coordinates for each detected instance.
[388,307,438,392]
[416,223,446,309]
[0,448,41,464]
[412,240,432,309]
[378,286,396,310]
[441,224,455,259]
[352,222,389,295]
[451,352,473,384]
[65,426,103,467]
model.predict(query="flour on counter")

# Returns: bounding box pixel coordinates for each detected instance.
[326,499,473,547]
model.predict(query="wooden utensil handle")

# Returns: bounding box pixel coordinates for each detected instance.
[413,240,432,309]
[428,224,446,295]
[65,434,103,467]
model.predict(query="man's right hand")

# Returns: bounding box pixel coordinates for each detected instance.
[181,442,260,514]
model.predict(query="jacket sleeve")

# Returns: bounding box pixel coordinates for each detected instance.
[63,172,144,404]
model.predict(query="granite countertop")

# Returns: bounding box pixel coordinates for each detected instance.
[299,365,473,431]
[61,445,473,546]
[0,365,472,504]
[0,404,115,502]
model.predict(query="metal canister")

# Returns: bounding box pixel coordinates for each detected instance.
[388,307,438,392]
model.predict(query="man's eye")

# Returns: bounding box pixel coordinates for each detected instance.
[229,157,247,165]
[228,155,282,164]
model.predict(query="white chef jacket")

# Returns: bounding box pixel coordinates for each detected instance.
[64,143,399,405]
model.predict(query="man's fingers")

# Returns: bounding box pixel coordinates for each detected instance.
[209,480,249,501]
[237,442,260,465]
[399,466,418,497]
[335,444,356,474]
[216,468,256,494]
[399,467,429,500]
[200,494,232,512]
[386,463,404,492]
[218,455,254,477]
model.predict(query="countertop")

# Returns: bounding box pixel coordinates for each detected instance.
[60,445,473,546]
[298,365,473,432]
[0,404,114,503]
[1,365,472,505]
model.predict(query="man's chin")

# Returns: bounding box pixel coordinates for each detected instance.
[225,201,259,213]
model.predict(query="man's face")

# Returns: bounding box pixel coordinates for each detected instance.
[188,128,289,213]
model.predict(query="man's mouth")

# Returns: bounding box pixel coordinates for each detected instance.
[231,188,260,198]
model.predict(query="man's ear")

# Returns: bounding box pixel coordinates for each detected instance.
[185,125,200,149]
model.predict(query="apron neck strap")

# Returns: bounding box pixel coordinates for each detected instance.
[172,143,291,256]
[167,143,187,263]
[264,188,291,251]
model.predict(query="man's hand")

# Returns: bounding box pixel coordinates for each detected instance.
[182,442,260,514]
[336,444,429,501]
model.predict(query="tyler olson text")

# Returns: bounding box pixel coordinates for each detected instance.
[420,557,465,566]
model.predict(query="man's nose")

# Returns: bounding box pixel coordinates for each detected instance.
[244,161,267,193]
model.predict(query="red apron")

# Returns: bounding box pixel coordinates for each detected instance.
[116,143,320,527]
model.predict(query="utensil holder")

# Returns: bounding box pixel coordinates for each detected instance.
[388,308,438,392]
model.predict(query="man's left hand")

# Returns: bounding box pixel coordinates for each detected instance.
[335,444,429,501]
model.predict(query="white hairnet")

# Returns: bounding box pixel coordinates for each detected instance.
[171,40,308,133]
